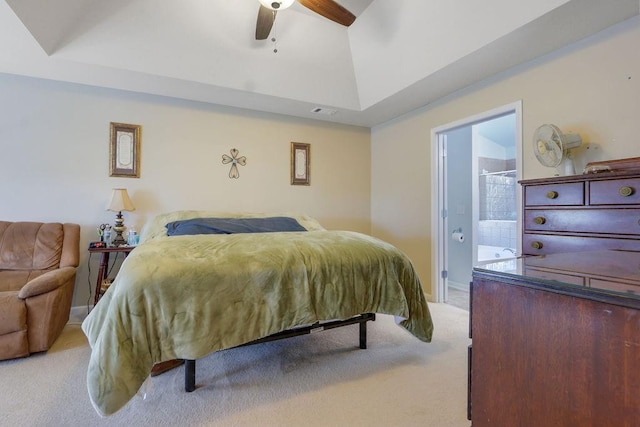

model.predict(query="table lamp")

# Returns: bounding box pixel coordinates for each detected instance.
[106,188,135,246]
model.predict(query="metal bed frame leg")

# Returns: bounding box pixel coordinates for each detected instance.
[359,318,367,349]
[185,359,196,392]
[183,313,376,392]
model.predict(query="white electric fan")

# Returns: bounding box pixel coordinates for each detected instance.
[533,124,582,175]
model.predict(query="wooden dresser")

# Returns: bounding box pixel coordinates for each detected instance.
[469,251,640,426]
[520,171,640,255]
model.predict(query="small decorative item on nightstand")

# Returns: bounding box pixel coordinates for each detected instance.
[101,278,114,295]
[104,225,112,246]
[127,228,139,246]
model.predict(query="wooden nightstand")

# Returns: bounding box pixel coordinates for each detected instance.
[88,246,134,306]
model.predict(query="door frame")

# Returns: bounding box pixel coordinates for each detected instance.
[430,101,523,303]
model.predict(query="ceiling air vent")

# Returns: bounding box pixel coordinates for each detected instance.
[311,107,338,116]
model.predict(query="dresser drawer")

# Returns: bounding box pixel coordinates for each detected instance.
[524,209,640,235]
[589,278,640,296]
[524,182,584,206]
[590,178,640,205]
[523,267,585,286]
[522,233,640,255]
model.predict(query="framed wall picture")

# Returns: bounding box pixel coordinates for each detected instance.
[291,142,310,185]
[110,122,141,178]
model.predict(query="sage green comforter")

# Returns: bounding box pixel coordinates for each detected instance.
[82,212,433,416]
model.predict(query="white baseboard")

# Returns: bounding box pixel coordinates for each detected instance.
[68,305,90,325]
[448,281,469,292]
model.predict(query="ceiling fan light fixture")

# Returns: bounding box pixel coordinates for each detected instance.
[255,0,356,41]
[259,0,296,11]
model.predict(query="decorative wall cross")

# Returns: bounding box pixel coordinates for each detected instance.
[222,148,246,179]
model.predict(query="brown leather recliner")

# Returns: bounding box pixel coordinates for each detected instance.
[0,221,80,360]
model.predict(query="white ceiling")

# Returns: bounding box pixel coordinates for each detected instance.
[476,113,516,149]
[1,0,638,127]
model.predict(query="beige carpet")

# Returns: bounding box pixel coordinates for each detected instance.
[0,303,471,427]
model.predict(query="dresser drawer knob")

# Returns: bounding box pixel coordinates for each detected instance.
[531,241,544,250]
[533,216,546,225]
[546,191,558,199]
[619,186,634,197]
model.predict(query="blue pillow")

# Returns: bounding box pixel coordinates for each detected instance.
[166,217,307,236]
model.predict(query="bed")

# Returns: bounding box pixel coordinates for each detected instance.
[82,211,434,416]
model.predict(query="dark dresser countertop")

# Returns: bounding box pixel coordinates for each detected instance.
[474,249,640,309]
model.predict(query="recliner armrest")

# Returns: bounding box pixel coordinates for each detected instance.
[17,267,77,299]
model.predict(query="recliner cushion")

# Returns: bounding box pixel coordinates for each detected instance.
[0,269,47,292]
[0,291,27,335]
[0,222,63,270]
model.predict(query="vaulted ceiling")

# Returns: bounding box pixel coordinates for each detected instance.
[1,0,638,127]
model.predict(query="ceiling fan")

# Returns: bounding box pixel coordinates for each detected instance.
[256,0,356,40]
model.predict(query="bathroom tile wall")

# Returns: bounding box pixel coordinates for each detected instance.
[478,220,517,249]
[478,156,517,250]
[479,174,517,221]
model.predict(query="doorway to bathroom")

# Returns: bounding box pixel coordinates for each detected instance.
[431,101,522,308]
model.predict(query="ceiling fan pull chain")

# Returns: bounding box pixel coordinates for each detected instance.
[272,11,278,53]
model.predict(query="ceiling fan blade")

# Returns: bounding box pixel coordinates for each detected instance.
[297,0,356,27]
[256,5,276,40]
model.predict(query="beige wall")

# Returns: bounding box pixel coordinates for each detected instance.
[371,16,640,298]
[2,16,638,308]
[0,75,371,307]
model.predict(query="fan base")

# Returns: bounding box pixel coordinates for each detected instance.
[556,156,576,176]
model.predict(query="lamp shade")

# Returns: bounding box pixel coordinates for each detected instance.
[106,188,135,212]
[259,0,295,10]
